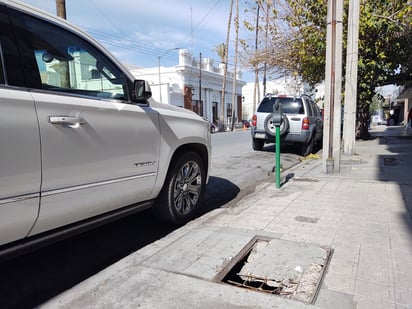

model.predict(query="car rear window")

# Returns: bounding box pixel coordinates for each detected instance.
[257,97,304,114]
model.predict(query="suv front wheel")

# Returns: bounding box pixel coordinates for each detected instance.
[152,152,205,224]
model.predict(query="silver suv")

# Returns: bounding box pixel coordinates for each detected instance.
[0,0,211,258]
[251,94,323,156]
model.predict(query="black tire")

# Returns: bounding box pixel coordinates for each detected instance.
[252,138,264,151]
[301,134,315,156]
[152,152,205,224]
[264,114,289,137]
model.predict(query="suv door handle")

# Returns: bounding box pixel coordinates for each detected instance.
[48,116,86,125]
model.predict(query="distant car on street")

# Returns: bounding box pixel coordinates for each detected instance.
[241,119,251,128]
[251,94,323,156]
[371,112,386,125]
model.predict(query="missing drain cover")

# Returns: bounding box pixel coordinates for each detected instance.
[215,236,332,304]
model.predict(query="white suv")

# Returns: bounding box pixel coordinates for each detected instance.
[0,0,211,258]
[251,94,323,156]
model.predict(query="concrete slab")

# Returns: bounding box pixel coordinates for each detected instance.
[236,238,330,303]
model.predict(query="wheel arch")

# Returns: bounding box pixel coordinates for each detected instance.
[166,143,210,184]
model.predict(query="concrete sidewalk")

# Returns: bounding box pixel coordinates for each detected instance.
[41,125,412,309]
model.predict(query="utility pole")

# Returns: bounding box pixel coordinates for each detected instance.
[221,0,233,128]
[253,1,260,115]
[199,52,202,111]
[55,0,66,19]
[231,0,239,131]
[322,0,343,174]
[343,0,360,155]
[263,1,269,96]
[55,0,69,88]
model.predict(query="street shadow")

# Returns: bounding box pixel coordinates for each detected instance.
[283,173,295,185]
[0,209,177,309]
[261,143,301,155]
[260,140,323,156]
[200,176,240,215]
[372,126,412,237]
[0,176,239,309]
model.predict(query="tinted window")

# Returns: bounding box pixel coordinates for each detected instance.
[0,6,25,86]
[11,10,128,101]
[0,42,4,85]
[257,97,304,114]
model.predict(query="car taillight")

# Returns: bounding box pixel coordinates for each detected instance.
[302,117,310,130]
[252,114,257,127]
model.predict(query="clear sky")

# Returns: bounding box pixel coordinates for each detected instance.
[21,0,254,81]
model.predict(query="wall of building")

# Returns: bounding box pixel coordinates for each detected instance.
[129,49,246,126]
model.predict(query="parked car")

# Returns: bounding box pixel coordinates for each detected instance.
[0,0,211,259]
[204,118,218,133]
[371,112,386,125]
[251,94,323,156]
[241,119,251,128]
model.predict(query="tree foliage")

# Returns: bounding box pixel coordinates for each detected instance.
[241,0,412,139]
[214,43,227,63]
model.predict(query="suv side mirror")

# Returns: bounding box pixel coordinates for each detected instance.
[133,79,152,101]
[272,100,283,126]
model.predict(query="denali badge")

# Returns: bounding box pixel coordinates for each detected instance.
[134,161,156,167]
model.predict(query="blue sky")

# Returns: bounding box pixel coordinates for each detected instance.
[21,0,254,81]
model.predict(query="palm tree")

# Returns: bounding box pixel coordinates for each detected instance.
[214,43,226,63]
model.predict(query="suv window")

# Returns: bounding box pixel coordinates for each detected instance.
[257,97,305,114]
[0,6,25,86]
[11,10,128,101]
[0,43,4,85]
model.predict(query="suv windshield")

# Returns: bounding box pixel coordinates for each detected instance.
[257,97,304,114]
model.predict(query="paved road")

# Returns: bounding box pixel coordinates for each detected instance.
[0,129,303,308]
[203,130,305,211]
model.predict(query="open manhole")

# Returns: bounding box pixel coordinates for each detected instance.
[214,236,332,304]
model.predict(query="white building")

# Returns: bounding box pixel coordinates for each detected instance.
[129,49,246,126]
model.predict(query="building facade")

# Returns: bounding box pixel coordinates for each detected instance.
[129,49,246,127]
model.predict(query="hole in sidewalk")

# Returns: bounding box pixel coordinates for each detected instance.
[215,236,332,304]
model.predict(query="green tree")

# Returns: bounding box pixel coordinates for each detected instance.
[241,0,412,139]
[356,0,411,137]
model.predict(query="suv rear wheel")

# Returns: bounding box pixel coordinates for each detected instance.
[252,138,264,151]
[152,152,205,224]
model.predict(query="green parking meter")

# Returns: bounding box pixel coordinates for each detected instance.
[272,101,283,188]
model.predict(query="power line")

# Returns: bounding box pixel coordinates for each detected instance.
[78,1,226,65]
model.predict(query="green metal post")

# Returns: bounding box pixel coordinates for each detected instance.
[275,126,281,188]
